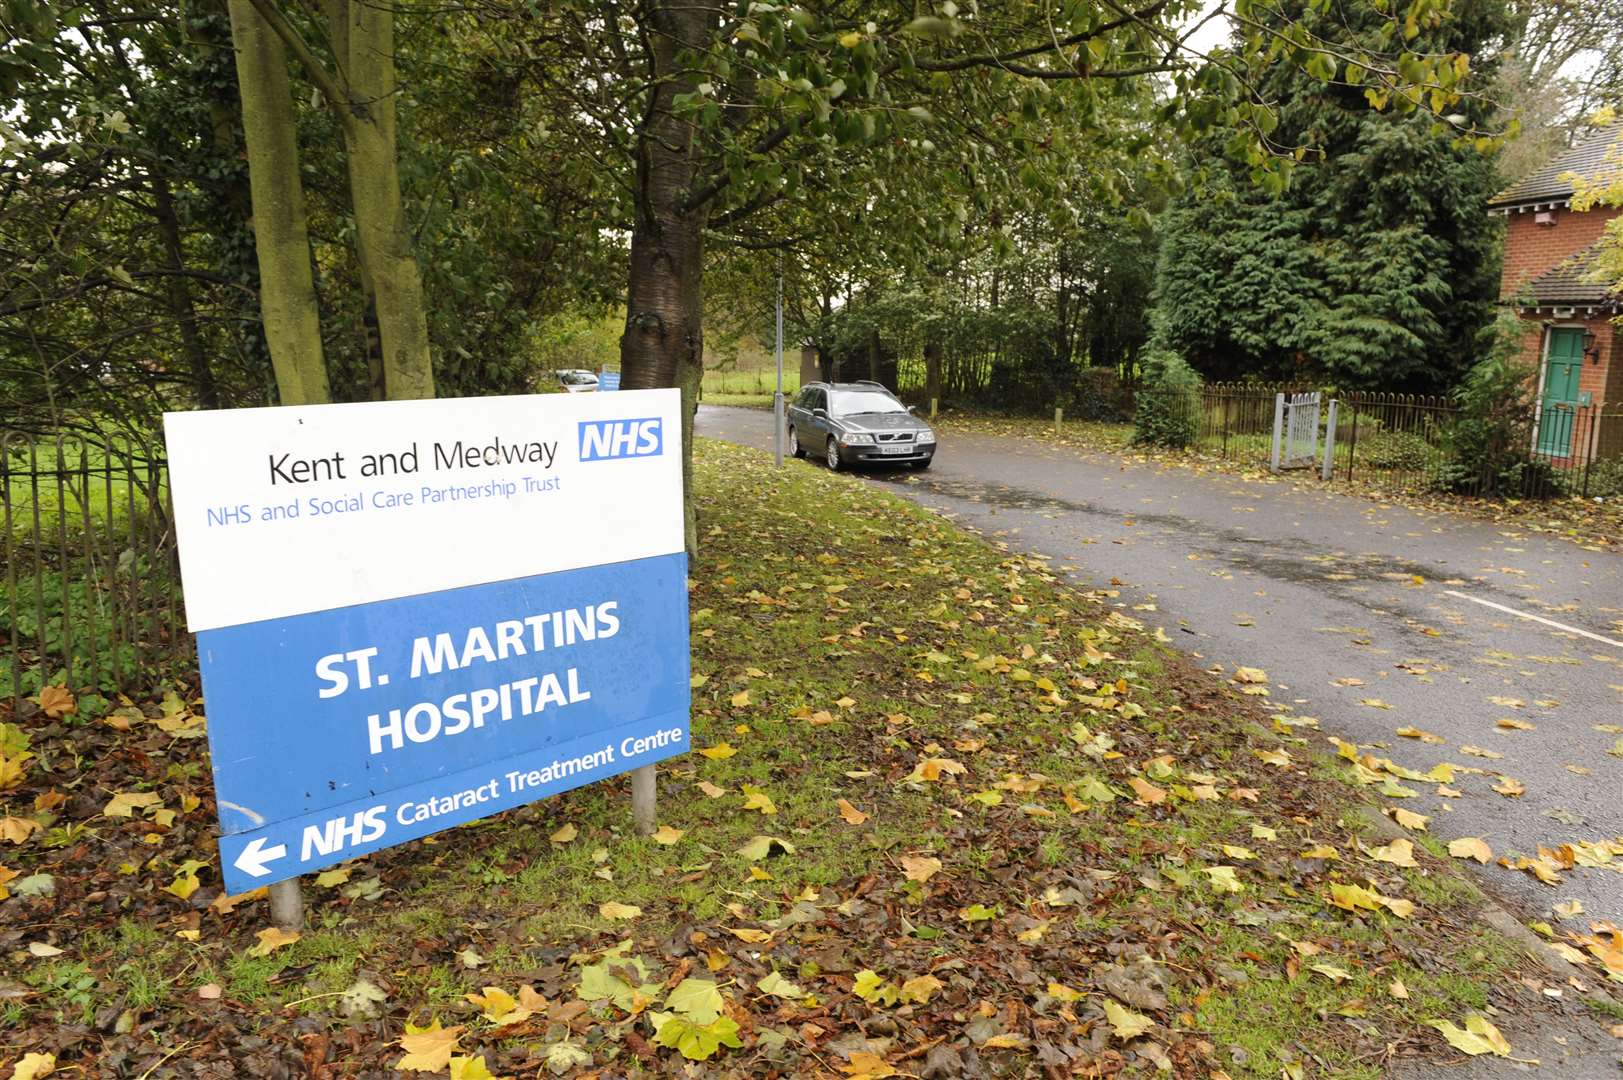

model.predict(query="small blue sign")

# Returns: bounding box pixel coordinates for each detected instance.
[199,552,689,892]
[597,370,621,392]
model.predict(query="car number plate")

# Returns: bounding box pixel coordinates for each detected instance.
[879,443,913,455]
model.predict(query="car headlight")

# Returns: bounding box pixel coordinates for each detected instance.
[841,433,874,445]
[915,430,936,444]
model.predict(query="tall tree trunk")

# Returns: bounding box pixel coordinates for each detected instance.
[151,173,220,409]
[336,0,434,400]
[620,0,709,551]
[227,0,330,405]
[867,329,880,382]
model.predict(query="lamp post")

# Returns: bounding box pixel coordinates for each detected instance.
[773,268,784,466]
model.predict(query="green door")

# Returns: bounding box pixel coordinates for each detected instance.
[1536,328,1584,457]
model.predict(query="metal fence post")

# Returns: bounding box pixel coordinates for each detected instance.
[1345,403,1359,483]
[269,879,304,930]
[1321,399,1338,481]
[1270,393,1285,473]
[1054,406,1063,434]
[632,763,657,835]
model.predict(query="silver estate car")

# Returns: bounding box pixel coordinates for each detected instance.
[786,381,936,470]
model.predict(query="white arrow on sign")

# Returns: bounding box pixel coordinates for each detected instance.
[233,836,288,878]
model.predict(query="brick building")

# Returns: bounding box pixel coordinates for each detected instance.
[1488,120,1622,459]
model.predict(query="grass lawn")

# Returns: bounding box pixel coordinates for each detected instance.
[0,439,1575,1077]
[933,411,1623,550]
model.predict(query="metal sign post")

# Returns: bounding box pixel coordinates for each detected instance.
[163,392,691,906]
[773,271,785,467]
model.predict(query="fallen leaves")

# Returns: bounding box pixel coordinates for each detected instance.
[1387,808,1429,831]
[1491,776,1526,798]
[650,825,685,845]
[739,784,777,815]
[246,927,300,957]
[395,1021,464,1071]
[836,798,869,825]
[103,790,163,818]
[905,757,966,783]
[1428,1016,1511,1057]
[599,901,642,920]
[36,685,75,719]
[1368,838,1419,868]
[1101,998,1154,1040]
[1447,837,1493,864]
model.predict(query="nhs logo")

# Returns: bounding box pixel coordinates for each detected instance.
[579,417,663,461]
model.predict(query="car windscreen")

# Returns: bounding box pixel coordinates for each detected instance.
[560,372,597,385]
[830,391,907,417]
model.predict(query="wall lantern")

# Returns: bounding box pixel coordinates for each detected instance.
[1584,329,1600,363]
[1535,209,1557,226]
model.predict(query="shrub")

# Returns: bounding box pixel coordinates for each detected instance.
[1431,316,1558,499]
[1132,350,1201,448]
[1563,456,1623,499]
[1358,427,1435,472]
[1065,368,1136,422]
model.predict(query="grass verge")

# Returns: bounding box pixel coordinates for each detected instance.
[932,412,1622,550]
[0,439,1561,1077]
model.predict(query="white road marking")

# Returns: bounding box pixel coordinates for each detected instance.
[1443,590,1623,649]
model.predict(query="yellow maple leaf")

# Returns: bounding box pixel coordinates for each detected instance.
[1389,808,1429,831]
[599,901,642,920]
[1253,747,1291,767]
[395,1021,463,1071]
[651,825,685,845]
[164,871,201,900]
[1447,837,1492,863]
[840,1051,897,1078]
[728,927,772,943]
[1369,838,1418,868]
[11,1051,55,1080]
[464,986,531,1025]
[314,867,352,887]
[549,823,578,844]
[907,757,966,783]
[730,690,751,707]
[740,784,777,814]
[1046,982,1085,1002]
[448,1056,506,1080]
[899,974,942,1004]
[1102,998,1154,1040]
[836,798,869,825]
[696,781,727,799]
[699,743,737,760]
[1492,776,1525,797]
[1232,667,1268,684]
[1129,776,1167,804]
[899,855,942,882]
[36,684,75,718]
[247,926,300,957]
[103,790,163,818]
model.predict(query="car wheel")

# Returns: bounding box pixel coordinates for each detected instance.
[825,437,842,471]
[788,426,804,458]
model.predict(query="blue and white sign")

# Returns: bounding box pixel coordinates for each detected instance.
[597,369,621,392]
[164,390,688,893]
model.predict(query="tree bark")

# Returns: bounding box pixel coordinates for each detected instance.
[335,0,435,400]
[619,0,710,551]
[867,329,881,382]
[227,0,330,405]
[151,173,220,409]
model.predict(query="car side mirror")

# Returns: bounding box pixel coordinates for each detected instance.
[813,408,828,418]
[906,404,918,414]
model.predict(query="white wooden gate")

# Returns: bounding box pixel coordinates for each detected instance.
[1271,392,1321,472]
